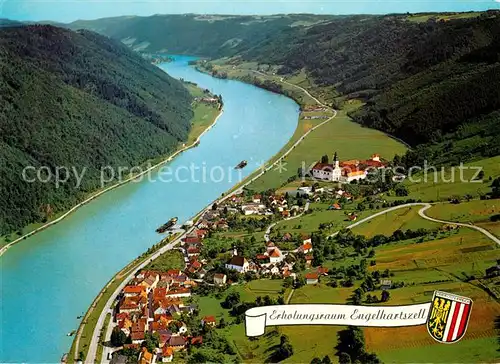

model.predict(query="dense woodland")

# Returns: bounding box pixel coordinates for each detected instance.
[68,14,334,57]
[0,25,193,235]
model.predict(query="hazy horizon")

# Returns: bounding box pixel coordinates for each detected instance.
[1,0,499,23]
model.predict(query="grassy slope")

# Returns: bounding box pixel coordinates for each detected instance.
[351,205,442,237]
[349,208,500,362]
[401,156,500,202]
[426,199,500,224]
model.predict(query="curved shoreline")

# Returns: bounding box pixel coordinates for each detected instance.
[0,109,224,257]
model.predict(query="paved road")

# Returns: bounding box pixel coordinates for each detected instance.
[328,202,500,246]
[264,201,310,242]
[418,204,500,245]
[85,228,193,363]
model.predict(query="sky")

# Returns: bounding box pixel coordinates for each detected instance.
[1,0,499,23]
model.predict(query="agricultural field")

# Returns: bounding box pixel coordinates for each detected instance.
[271,202,373,237]
[144,249,184,271]
[401,156,500,202]
[358,215,500,362]
[351,205,443,237]
[426,199,500,224]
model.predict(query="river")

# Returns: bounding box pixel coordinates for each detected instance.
[0,55,300,362]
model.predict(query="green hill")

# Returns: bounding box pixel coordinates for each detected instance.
[0,24,193,236]
[237,12,500,149]
[68,14,336,57]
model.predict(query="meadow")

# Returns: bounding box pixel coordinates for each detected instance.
[401,156,500,202]
[248,107,407,192]
[426,199,500,224]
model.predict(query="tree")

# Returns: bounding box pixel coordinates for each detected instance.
[339,352,351,364]
[322,355,332,364]
[212,202,218,210]
[274,335,294,361]
[321,155,329,164]
[142,332,159,353]
[283,276,294,288]
[381,290,390,302]
[218,318,226,328]
[311,358,322,364]
[110,327,127,347]
[222,291,241,309]
[395,185,409,197]
[337,327,365,361]
[313,249,324,267]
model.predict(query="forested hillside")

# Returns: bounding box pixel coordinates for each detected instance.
[68,14,335,57]
[238,12,500,150]
[0,25,193,236]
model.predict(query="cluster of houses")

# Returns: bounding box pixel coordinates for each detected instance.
[194,96,219,104]
[303,105,329,112]
[311,153,387,183]
[115,268,200,363]
[303,115,329,120]
[223,235,328,284]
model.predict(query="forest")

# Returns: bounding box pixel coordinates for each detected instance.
[0,25,193,236]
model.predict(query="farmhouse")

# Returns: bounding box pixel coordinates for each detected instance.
[225,254,249,273]
[214,273,227,285]
[305,273,319,285]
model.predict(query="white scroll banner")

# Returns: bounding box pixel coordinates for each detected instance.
[245,303,431,337]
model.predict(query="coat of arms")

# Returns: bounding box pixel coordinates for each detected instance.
[427,291,473,343]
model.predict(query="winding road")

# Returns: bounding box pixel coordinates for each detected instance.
[327,202,500,246]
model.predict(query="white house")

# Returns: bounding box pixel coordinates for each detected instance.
[214,273,227,285]
[341,169,367,183]
[267,248,284,264]
[226,254,249,273]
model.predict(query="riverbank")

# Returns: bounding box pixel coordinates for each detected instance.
[0,93,223,256]
[195,61,406,192]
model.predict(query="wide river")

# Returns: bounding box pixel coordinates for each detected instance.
[0,55,299,362]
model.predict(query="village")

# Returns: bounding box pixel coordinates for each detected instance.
[105,153,394,363]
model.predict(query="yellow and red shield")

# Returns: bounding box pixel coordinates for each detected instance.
[427,291,473,343]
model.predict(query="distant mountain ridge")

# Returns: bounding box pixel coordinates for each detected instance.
[67,14,337,56]
[66,12,500,161]
[0,24,193,235]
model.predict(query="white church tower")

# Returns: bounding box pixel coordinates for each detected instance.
[332,152,342,182]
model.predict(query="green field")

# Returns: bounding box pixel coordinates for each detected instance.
[401,156,500,202]
[351,205,443,237]
[272,202,375,237]
[144,249,185,271]
[248,107,407,192]
[426,199,500,224]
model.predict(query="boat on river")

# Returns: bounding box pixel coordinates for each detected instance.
[156,217,178,233]
[235,160,248,169]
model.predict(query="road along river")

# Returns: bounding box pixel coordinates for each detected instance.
[0,55,300,363]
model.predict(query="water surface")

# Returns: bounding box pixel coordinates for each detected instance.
[0,55,299,362]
